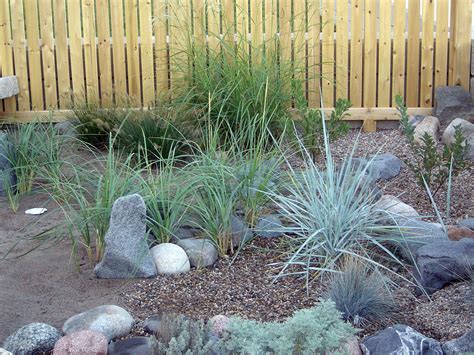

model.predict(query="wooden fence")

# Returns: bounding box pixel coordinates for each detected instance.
[0,0,472,130]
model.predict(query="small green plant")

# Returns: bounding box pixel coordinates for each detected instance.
[0,121,64,212]
[156,313,219,354]
[222,299,357,354]
[142,158,194,244]
[396,94,469,196]
[297,98,351,161]
[188,150,242,256]
[326,257,395,327]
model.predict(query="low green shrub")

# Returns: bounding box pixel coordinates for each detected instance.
[326,257,395,327]
[396,95,469,197]
[222,299,357,354]
[296,98,352,161]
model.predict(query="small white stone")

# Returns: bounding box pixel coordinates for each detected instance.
[151,243,190,275]
[375,195,420,220]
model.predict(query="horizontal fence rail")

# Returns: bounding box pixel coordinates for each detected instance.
[0,0,472,130]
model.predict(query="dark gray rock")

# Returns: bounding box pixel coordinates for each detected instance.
[255,215,284,238]
[458,218,474,230]
[0,76,19,99]
[0,132,16,197]
[170,227,196,243]
[389,218,448,260]
[351,153,401,182]
[55,121,77,136]
[230,215,253,247]
[62,305,134,342]
[361,324,443,355]
[177,238,218,267]
[442,328,474,355]
[434,86,474,126]
[142,314,161,335]
[108,336,158,355]
[3,322,61,355]
[236,158,279,199]
[94,194,157,278]
[414,238,474,294]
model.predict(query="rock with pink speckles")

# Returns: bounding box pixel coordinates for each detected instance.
[53,330,108,355]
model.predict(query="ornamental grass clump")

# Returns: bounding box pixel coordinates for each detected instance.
[0,121,64,212]
[326,257,395,327]
[268,111,408,289]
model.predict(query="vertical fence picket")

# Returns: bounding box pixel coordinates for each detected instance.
[335,0,348,101]
[111,0,127,100]
[251,0,263,64]
[236,0,249,55]
[208,0,221,52]
[435,0,449,89]
[406,0,420,107]
[307,0,321,108]
[154,0,169,97]
[67,0,85,102]
[449,0,472,89]
[363,0,376,108]
[264,0,277,56]
[377,0,391,107]
[293,0,305,99]
[10,0,29,111]
[125,0,141,104]
[82,0,99,103]
[321,0,334,107]
[53,0,71,108]
[24,0,44,110]
[96,0,113,106]
[140,0,155,106]
[39,0,58,109]
[420,0,434,108]
[0,0,15,112]
[350,0,363,107]
[392,0,405,103]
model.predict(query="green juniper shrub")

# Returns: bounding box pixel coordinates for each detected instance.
[396,94,469,197]
[325,257,395,327]
[221,299,357,354]
[156,313,219,355]
[296,98,351,162]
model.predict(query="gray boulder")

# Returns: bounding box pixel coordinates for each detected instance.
[458,218,474,230]
[170,227,196,243]
[0,132,16,197]
[3,323,61,355]
[231,215,253,247]
[62,305,134,342]
[361,324,443,355]
[351,153,401,182]
[414,238,474,294]
[390,218,448,260]
[0,76,19,99]
[94,194,157,278]
[442,118,474,160]
[108,337,158,355]
[408,115,425,128]
[55,121,77,136]
[177,238,218,268]
[442,328,474,355]
[434,86,474,126]
[255,215,284,238]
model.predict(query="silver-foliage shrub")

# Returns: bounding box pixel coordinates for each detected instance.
[156,313,219,355]
[222,299,356,354]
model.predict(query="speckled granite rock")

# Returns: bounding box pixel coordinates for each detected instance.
[62,305,134,342]
[3,323,61,355]
[53,330,107,355]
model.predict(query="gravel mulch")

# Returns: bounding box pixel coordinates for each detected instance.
[119,129,473,341]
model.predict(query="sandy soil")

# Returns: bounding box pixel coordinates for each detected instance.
[0,193,129,343]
